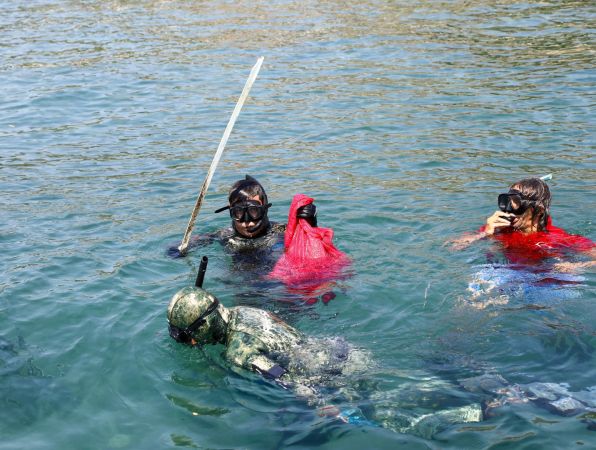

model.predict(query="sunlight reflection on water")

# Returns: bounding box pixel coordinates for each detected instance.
[1,1,594,448]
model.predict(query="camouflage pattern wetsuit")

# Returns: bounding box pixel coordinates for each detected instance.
[224,310,487,435]
[167,287,483,438]
[223,305,371,401]
[460,373,596,418]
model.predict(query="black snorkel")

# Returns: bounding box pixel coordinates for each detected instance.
[195,255,208,288]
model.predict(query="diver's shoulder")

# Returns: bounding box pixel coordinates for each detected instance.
[230,306,296,334]
[231,305,275,323]
[216,226,236,240]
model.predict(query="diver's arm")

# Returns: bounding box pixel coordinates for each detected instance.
[224,332,284,377]
[225,333,324,404]
[448,211,515,250]
[447,232,487,250]
[166,232,217,258]
[553,247,596,273]
[188,233,217,247]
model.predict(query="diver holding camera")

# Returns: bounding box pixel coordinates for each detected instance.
[450,177,594,271]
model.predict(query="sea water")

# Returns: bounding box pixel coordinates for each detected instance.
[1,1,594,448]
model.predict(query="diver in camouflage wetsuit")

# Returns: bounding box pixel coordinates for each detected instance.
[460,373,596,421]
[167,286,484,438]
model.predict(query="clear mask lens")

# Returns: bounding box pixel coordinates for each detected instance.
[229,202,270,222]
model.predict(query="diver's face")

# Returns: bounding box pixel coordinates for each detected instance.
[507,184,537,233]
[510,207,536,233]
[232,195,269,238]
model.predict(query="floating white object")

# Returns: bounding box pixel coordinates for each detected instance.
[178,57,264,255]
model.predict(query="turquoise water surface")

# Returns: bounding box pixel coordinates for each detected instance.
[1,1,595,449]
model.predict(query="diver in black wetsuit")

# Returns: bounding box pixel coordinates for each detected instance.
[214,175,287,253]
[168,175,317,290]
[170,175,316,265]
[215,175,316,249]
[218,175,319,285]
[211,175,288,277]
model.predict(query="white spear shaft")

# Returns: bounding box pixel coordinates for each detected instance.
[178,56,264,255]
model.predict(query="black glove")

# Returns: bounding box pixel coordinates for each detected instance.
[297,203,317,227]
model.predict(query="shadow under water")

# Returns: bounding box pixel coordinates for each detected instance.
[0,336,74,434]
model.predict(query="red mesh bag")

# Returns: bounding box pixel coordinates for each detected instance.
[269,194,351,286]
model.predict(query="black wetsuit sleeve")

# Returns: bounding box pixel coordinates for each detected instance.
[166,232,217,258]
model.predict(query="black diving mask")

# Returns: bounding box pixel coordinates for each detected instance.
[215,201,272,222]
[168,297,219,345]
[498,190,535,215]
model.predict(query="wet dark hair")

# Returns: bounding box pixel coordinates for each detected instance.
[228,175,268,206]
[510,178,551,231]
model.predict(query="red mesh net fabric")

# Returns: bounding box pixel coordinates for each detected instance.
[269,194,351,286]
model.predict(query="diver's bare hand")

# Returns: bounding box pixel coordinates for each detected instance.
[485,211,514,235]
[553,260,596,273]
[447,233,485,250]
